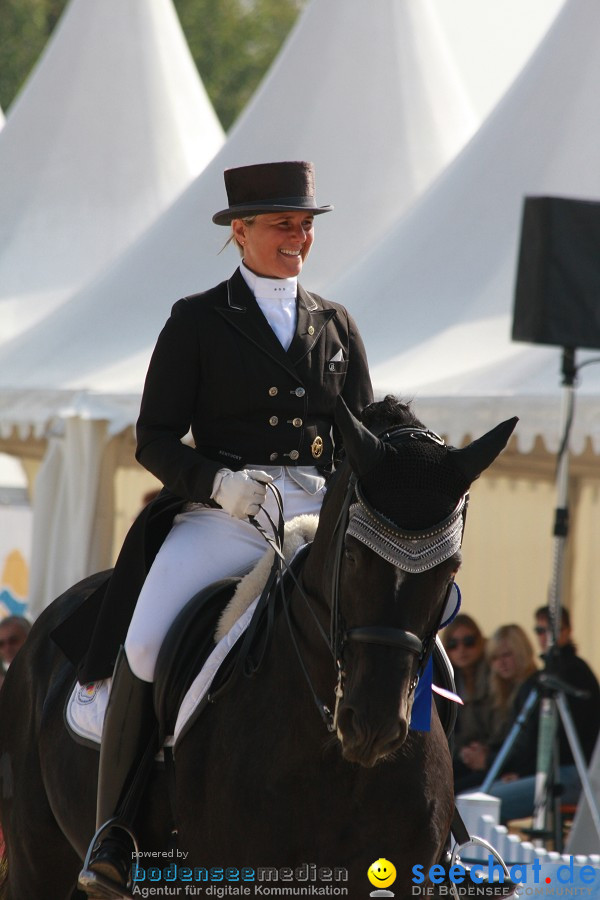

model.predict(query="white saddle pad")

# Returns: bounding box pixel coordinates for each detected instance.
[66,593,261,750]
[66,679,112,746]
[67,524,319,750]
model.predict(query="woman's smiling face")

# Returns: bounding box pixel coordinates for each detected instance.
[232,211,315,278]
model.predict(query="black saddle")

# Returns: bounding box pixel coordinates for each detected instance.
[153,577,240,740]
[153,543,312,745]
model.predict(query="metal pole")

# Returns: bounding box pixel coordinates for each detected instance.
[530,348,600,845]
[547,347,576,646]
[531,348,576,836]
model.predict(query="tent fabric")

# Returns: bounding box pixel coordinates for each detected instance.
[0,0,480,614]
[327,0,600,456]
[0,0,477,425]
[431,0,564,119]
[28,420,118,604]
[0,0,224,345]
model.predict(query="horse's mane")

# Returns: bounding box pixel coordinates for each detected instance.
[314,396,415,526]
[360,395,423,434]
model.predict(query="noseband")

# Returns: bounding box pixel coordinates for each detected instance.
[329,426,468,731]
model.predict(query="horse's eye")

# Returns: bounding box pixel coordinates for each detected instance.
[344,546,356,563]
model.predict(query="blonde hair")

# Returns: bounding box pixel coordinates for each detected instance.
[486,624,537,716]
[220,215,257,256]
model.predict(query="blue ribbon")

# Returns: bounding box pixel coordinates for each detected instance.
[409,656,433,732]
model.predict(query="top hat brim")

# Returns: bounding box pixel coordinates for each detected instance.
[212,202,333,226]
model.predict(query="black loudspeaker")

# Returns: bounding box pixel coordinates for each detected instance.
[512,195,600,350]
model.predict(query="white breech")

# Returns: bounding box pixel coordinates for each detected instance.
[125,467,326,682]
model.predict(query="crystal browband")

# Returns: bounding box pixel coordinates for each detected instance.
[347,493,467,574]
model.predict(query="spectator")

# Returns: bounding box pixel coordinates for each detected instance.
[0,615,32,670]
[532,605,600,768]
[468,607,600,822]
[455,624,537,792]
[442,614,492,779]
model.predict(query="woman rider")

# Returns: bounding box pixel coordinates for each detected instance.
[76,160,373,897]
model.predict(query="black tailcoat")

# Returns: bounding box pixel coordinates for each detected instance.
[136,268,372,497]
[52,269,373,683]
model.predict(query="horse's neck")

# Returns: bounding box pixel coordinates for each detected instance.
[257,474,349,705]
[267,590,335,723]
[302,464,353,605]
[267,466,352,692]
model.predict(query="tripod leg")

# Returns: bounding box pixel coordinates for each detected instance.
[555,691,600,845]
[480,688,539,793]
[551,732,563,851]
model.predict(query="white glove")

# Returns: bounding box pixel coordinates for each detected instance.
[211,468,273,519]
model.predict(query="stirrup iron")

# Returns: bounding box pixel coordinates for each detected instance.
[78,818,139,900]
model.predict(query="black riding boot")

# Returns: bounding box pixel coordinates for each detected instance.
[78,648,157,899]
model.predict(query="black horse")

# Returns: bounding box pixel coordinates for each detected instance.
[0,397,517,899]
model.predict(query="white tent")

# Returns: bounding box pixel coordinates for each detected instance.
[0,0,481,612]
[0,0,224,344]
[328,0,600,671]
[0,0,483,420]
[0,0,477,392]
[431,0,564,119]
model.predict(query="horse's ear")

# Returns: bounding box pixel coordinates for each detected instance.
[335,396,386,477]
[449,417,518,485]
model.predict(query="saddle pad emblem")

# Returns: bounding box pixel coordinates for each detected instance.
[311,436,323,458]
[77,682,101,705]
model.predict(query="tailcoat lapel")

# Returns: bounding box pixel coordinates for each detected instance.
[216,269,294,376]
[288,284,335,365]
[215,269,335,377]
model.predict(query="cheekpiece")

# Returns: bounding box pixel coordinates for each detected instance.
[347,491,467,574]
[212,161,333,225]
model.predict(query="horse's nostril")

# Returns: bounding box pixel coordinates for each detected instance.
[336,705,359,738]
[337,703,406,765]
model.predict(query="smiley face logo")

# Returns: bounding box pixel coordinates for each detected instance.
[368,858,397,889]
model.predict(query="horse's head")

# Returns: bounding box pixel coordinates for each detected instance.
[328,396,517,767]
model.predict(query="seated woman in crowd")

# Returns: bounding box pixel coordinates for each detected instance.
[454,623,537,793]
[442,614,492,784]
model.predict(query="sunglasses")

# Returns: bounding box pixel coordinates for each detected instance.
[0,635,22,649]
[534,626,550,635]
[447,635,477,650]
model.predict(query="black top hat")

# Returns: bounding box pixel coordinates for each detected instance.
[212,161,333,225]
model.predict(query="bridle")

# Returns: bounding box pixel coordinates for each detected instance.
[246,425,468,733]
[326,425,468,730]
